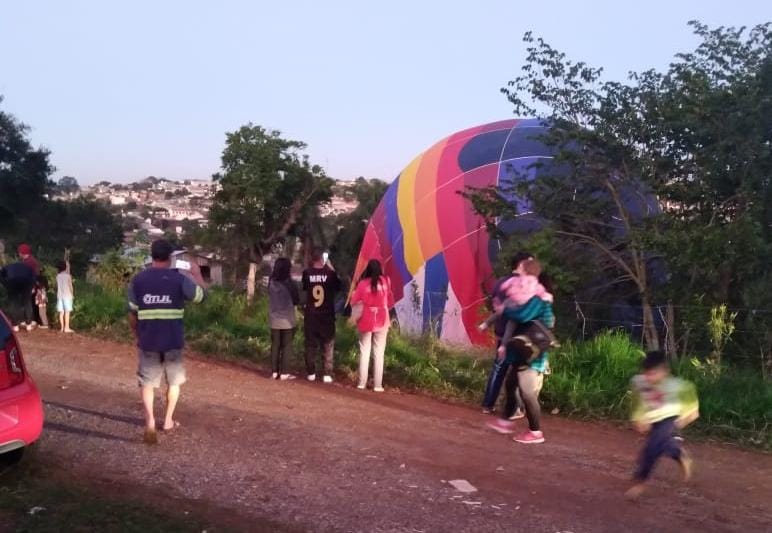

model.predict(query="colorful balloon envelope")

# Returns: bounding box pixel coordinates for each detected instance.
[352,119,555,345]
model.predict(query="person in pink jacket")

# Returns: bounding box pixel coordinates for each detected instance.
[350,260,395,392]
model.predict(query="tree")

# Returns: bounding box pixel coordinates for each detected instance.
[0,97,54,234]
[640,23,772,359]
[1,98,123,274]
[57,176,80,195]
[329,177,389,281]
[467,22,772,357]
[209,125,333,297]
[466,32,667,349]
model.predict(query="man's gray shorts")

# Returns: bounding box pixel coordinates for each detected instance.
[137,349,186,388]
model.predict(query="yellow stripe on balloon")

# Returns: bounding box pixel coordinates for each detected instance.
[414,139,446,261]
[397,152,425,275]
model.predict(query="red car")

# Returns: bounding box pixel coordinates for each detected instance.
[0,310,43,457]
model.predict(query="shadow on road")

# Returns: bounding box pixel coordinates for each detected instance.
[44,421,137,444]
[44,400,144,426]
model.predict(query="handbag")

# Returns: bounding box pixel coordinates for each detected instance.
[506,320,559,364]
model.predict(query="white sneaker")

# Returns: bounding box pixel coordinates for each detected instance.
[271,372,279,380]
[25,324,35,332]
[322,375,333,384]
[356,384,366,390]
[280,374,295,381]
[307,374,317,382]
[12,325,19,333]
[373,387,384,392]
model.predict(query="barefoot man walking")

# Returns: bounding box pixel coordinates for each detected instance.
[128,239,207,443]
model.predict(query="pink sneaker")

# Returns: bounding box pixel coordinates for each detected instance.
[486,419,515,434]
[514,430,545,444]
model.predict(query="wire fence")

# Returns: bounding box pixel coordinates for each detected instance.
[401,290,771,364]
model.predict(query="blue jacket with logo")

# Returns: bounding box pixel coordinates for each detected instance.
[128,268,205,352]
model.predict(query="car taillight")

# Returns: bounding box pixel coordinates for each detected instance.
[0,339,25,389]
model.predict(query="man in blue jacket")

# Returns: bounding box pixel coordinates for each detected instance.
[128,240,207,444]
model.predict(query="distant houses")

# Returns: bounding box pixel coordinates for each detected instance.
[71,176,363,290]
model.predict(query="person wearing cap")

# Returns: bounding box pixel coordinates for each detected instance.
[17,244,40,277]
[127,239,207,444]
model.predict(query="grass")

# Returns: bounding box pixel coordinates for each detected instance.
[71,282,772,450]
[0,452,207,532]
[545,330,772,448]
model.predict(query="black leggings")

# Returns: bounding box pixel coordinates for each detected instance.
[270,328,295,374]
[7,286,33,325]
[504,366,543,431]
[502,366,523,419]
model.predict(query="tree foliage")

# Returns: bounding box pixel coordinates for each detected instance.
[57,175,80,195]
[329,177,389,282]
[0,98,54,234]
[208,125,334,276]
[466,22,772,360]
[0,99,123,274]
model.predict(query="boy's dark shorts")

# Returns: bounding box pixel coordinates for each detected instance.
[137,349,186,388]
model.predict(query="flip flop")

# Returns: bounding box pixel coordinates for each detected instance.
[162,421,180,432]
[143,428,158,445]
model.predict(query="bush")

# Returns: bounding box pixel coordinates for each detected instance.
[542,330,643,419]
[73,281,127,330]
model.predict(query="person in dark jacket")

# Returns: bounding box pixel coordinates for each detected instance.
[268,257,300,380]
[0,259,35,331]
[127,239,207,444]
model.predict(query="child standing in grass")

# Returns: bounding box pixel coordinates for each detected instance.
[56,260,75,333]
[34,275,49,329]
[626,350,699,499]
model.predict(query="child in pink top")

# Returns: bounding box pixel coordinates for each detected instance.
[478,258,553,357]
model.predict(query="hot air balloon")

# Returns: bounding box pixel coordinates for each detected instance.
[352,119,557,346]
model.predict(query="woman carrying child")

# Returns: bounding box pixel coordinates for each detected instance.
[485,257,555,444]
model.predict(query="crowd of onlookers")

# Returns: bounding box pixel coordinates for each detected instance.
[3,239,701,499]
[0,243,75,333]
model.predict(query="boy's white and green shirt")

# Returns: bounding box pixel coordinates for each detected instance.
[630,375,699,424]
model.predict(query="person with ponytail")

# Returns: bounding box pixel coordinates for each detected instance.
[268,257,300,380]
[349,259,394,392]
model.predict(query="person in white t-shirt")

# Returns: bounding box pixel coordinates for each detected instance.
[56,260,75,333]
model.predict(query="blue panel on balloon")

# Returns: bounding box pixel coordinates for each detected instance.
[422,253,449,336]
[383,176,412,284]
[501,126,553,160]
[457,129,511,172]
[498,157,540,214]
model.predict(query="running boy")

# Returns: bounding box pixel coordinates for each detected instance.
[626,350,699,500]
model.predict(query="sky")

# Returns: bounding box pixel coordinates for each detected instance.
[2,0,771,185]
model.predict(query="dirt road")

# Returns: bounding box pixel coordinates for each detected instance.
[20,331,772,532]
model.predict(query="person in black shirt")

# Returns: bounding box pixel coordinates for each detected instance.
[302,249,341,383]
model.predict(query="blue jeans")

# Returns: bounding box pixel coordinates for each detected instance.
[635,416,683,481]
[482,356,511,409]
